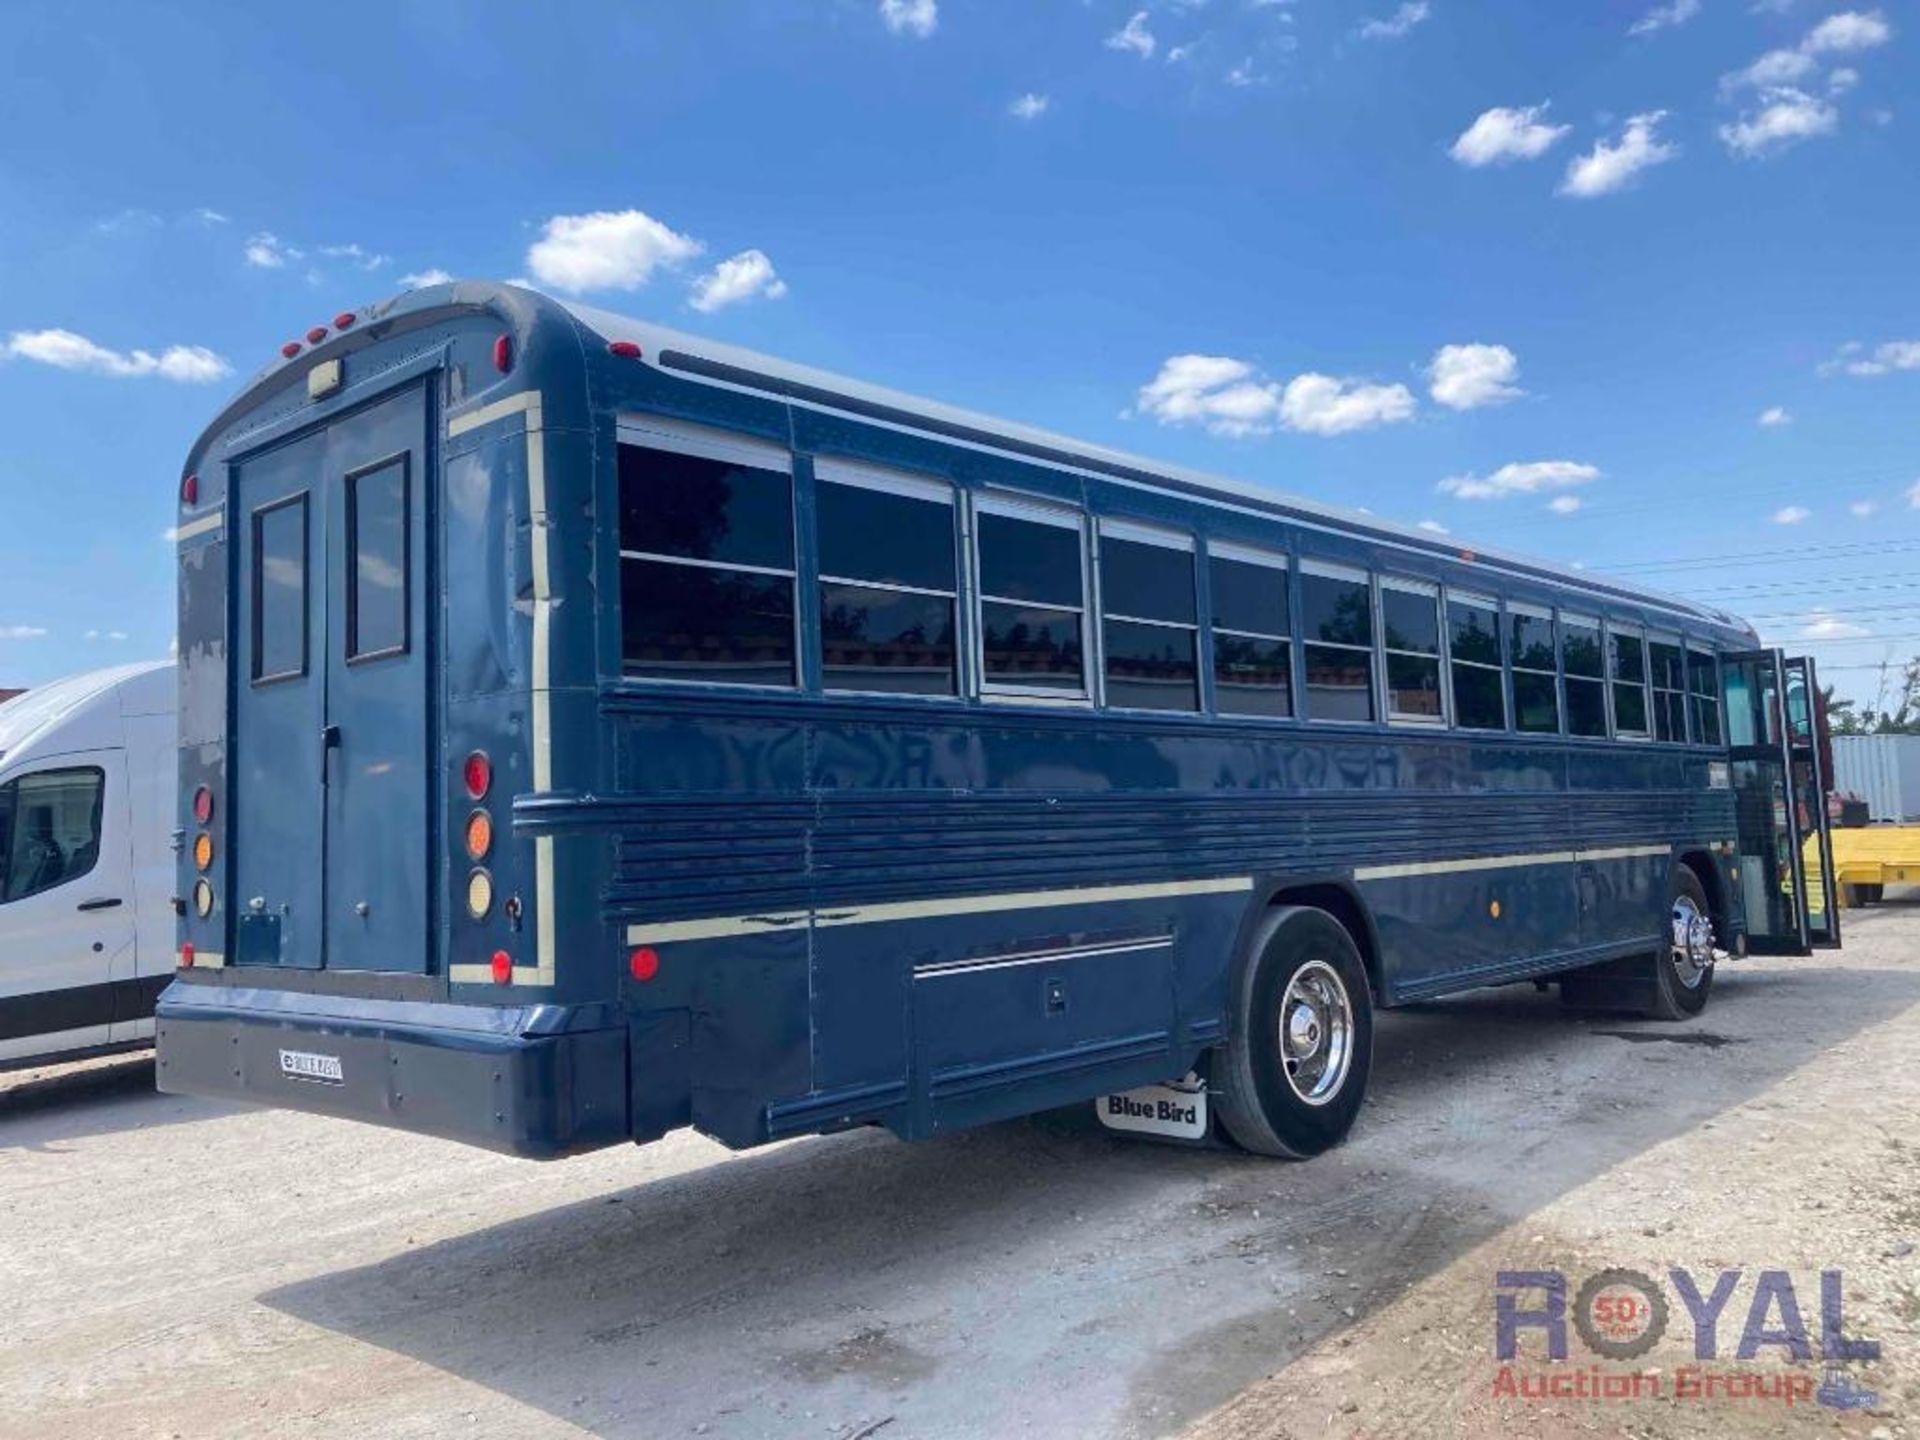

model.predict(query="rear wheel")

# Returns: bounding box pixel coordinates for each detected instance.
[1647,866,1716,1020]
[1214,906,1374,1159]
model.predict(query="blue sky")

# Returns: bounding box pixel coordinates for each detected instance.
[1,0,1914,701]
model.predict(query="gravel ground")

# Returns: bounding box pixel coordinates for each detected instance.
[2,902,1916,1440]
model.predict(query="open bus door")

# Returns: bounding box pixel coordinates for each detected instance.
[1722,650,1840,954]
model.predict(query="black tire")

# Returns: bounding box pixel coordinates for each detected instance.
[1214,906,1374,1159]
[1858,883,1885,906]
[1646,866,1715,1021]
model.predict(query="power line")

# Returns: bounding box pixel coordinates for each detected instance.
[1605,538,1920,575]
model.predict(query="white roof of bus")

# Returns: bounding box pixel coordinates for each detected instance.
[557,295,1743,631]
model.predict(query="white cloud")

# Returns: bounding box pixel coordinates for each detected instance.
[317,242,389,271]
[1801,609,1868,639]
[1850,499,1879,517]
[1134,354,1415,438]
[1107,10,1156,58]
[1008,92,1050,120]
[1758,405,1792,426]
[525,209,702,293]
[1907,479,1920,508]
[1279,374,1418,436]
[1428,343,1523,410]
[398,268,455,289]
[1720,88,1838,157]
[1226,57,1261,87]
[244,232,301,268]
[82,629,129,642]
[1801,9,1892,55]
[1722,48,1818,92]
[1358,2,1429,40]
[1559,112,1678,196]
[1548,494,1584,514]
[1417,519,1450,534]
[190,207,229,226]
[1449,104,1571,167]
[878,0,937,38]
[1773,504,1811,524]
[3,329,232,383]
[0,624,47,640]
[1630,0,1701,35]
[688,249,788,313]
[1827,339,1920,377]
[1828,66,1861,93]
[1438,459,1601,500]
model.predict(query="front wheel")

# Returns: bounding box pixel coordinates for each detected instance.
[1214,906,1374,1159]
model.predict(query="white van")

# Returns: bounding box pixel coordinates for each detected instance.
[0,661,175,1070]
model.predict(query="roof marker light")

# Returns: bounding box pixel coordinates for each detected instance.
[305,326,328,345]
[492,334,513,374]
[181,474,199,506]
[333,312,356,330]
[280,341,302,359]
[607,340,643,359]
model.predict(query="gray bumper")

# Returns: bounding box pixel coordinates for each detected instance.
[155,980,629,1158]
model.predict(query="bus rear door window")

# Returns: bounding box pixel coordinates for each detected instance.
[252,494,308,683]
[1209,544,1291,718]
[346,459,408,661]
[618,442,797,686]
[1563,615,1607,737]
[1100,524,1197,712]
[1448,592,1505,731]
[816,466,957,695]
[977,499,1088,696]
[1689,647,1723,746]
[1509,604,1560,733]
[1381,580,1442,723]
[1301,563,1374,723]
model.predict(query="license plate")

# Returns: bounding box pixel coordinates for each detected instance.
[278,1048,344,1085]
[1095,1076,1208,1140]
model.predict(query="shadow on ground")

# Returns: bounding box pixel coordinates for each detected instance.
[0,1054,238,1151]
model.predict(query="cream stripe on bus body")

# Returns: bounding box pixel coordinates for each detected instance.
[623,876,1255,947]
[445,391,555,987]
[1352,842,1672,883]
[174,511,223,542]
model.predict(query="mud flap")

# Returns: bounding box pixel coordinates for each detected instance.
[1094,1071,1226,1147]
[1557,953,1661,1013]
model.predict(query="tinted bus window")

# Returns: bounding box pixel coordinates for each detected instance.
[1210,546,1291,718]
[817,472,957,695]
[252,494,307,683]
[1100,529,1197,711]
[1301,565,1374,722]
[1382,582,1441,722]
[978,502,1086,695]
[1688,648,1723,746]
[619,443,796,685]
[1649,637,1687,742]
[1610,626,1649,736]
[1449,594,1504,730]
[1509,607,1560,733]
[1563,616,1607,737]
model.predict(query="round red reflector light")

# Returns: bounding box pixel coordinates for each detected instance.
[192,786,214,825]
[306,326,328,345]
[629,947,660,982]
[607,340,642,359]
[180,942,196,969]
[490,950,513,984]
[280,341,301,359]
[333,312,356,330]
[181,473,199,506]
[492,334,514,374]
[463,751,492,801]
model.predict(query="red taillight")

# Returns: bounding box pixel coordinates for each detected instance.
[305,326,328,345]
[333,311,356,329]
[181,473,198,506]
[463,750,492,801]
[490,950,513,984]
[492,334,513,374]
[607,340,642,359]
[629,946,660,982]
[192,786,214,825]
[180,942,196,969]
[280,341,301,359]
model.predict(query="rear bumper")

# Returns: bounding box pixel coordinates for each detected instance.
[155,979,629,1158]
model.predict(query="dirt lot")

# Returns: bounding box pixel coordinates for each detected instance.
[2,904,1917,1440]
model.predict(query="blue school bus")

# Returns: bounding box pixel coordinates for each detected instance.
[156,282,1840,1160]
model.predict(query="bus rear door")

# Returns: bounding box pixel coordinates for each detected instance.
[231,383,433,972]
[1722,649,1839,954]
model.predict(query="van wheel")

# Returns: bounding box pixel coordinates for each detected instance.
[1214,906,1373,1159]
[1648,867,1716,1021]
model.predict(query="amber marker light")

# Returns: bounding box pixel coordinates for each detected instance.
[193,833,214,871]
[465,808,494,861]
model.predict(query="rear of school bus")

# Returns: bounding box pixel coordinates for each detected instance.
[156,283,630,1157]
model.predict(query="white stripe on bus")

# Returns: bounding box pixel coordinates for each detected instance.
[174,512,223,541]
[1353,842,1671,882]
[913,934,1173,980]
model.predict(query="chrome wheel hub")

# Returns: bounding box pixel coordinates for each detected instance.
[1670,895,1715,990]
[1278,959,1353,1107]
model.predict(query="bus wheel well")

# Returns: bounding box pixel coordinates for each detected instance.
[1676,850,1728,938]
[1265,883,1381,1000]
